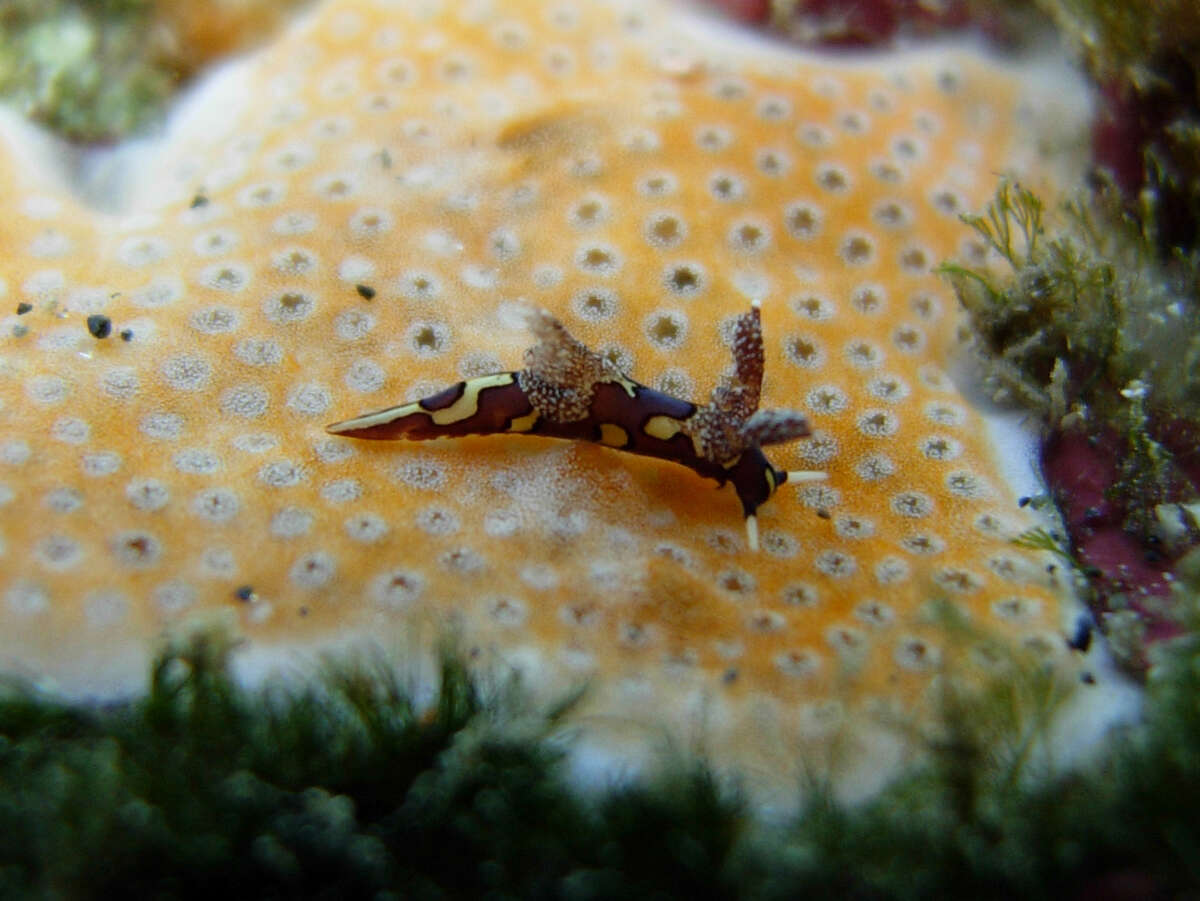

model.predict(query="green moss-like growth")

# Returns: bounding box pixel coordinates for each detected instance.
[1,619,1199,898]
[940,179,1199,539]
[0,0,305,143]
[942,182,1113,415]
[1035,0,1200,252]
[1037,0,1200,82]
[0,630,752,900]
[0,0,178,142]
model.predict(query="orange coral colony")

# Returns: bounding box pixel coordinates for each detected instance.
[0,0,1083,760]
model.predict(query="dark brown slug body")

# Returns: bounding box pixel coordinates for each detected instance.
[327,304,824,549]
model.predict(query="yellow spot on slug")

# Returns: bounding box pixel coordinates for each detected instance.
[327,401,422,433]
[430,373,515,425]
[613,377,639,398]
[599,423,629,447]
[644,415,683,441]
[508,411,540,433]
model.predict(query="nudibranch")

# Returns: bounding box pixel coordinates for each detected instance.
[328,303,827,550]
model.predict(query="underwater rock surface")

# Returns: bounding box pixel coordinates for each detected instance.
[0,0,1136,798]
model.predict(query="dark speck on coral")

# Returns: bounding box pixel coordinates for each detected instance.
[87,315,112,339]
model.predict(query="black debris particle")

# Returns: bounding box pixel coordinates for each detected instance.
[234,585,255,602]
[356,283,376,300]
[16,302,32,315]
[87,315,112,339]
[120,329,134,342]
[190,192,209,209]
[1067,617,1094,653]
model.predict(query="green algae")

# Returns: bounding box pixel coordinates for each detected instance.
[1030,0,1200,100]
[0,619,1196,899]
[940,179,1200,542]
[0,0,177,142]
[0,0,306,143]
[1032,0,1200,252]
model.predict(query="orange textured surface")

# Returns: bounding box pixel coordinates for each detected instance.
[0,0,1078,752]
